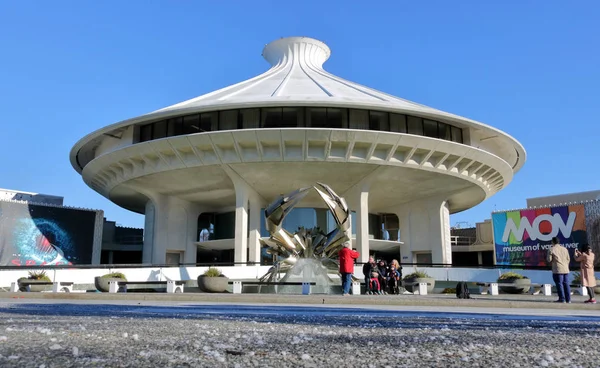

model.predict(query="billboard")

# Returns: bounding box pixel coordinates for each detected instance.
[493,201,600,267]
[0,200,100,266]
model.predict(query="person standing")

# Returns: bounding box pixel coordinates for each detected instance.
[547,237,572,303]
[338,241,359,296]
[574,244,596,304]
[377,259,388,295]
[362,256,377,294]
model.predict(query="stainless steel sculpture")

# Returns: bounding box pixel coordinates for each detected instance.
[259,183,351,291]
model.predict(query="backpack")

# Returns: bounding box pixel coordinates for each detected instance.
[456,282,470,299]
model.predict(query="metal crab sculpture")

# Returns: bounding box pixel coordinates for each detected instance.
[259,183,351,285]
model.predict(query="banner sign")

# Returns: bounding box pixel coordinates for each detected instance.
[492,202,600,267]
[0,201,98,266]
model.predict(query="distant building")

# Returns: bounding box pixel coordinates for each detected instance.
[101,219,143,264]
[0,189,103,266]
[450,220,494,266]
[454,189,600,267]
[0,188,63,206]
[527,190,600,208]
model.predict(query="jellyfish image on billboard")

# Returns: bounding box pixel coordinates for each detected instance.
[0,201,97,266]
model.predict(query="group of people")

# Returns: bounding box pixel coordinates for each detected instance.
[338,242,403,296]
[362,256,403,295]
[340,236,597,301]
[547,236,596,304]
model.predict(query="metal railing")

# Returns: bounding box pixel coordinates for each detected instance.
[1,261,590,271]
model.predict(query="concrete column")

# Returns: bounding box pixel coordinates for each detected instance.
[142,194,201,265]
[151,195,170,265]
[248,196,262,264]
[234,187,249,265]
[393,197,452,266]
[356,189,370,263]
[185,204,204,264]
[142,200,155,264]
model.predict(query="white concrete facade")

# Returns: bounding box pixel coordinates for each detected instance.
[70,37,526,266]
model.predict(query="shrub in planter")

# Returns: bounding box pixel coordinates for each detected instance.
[18,271,52,292]
[95,272,127,292]
[497,271,530,294]
[197,267,229,293]
[402,270,435,293]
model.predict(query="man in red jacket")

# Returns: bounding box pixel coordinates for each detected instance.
[338,241,360,296]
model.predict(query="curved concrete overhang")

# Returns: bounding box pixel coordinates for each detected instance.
[70,99,526,176]
[79,128,512,216]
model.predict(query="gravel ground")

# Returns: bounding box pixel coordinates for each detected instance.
[0,303,599,367]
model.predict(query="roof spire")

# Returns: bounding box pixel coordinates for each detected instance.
[262,36,331,69]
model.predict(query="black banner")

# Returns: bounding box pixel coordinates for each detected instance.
[0,201,97,266]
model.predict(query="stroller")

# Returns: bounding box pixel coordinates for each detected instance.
[367,270,382,295]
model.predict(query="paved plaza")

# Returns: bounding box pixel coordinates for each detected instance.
[0,294,599,367]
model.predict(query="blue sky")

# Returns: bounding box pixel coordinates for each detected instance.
[1,1,598,229]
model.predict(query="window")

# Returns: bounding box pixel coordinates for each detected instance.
[240,108,260,129]
[182,114,201,134]
[214,211,235,240]
[451,126,463,143]
[369,111,389,131]
[327,108,347,128]
[281,107,301,127]
[219,110,238,131]
[307,107,327,127]
[153,120,167,139]
[261,108,282,128]
[438,122,451,140]
[349,109,369,130]
[415,252,433,265]
[423,119,438,138]
[407,116,423,135]
[200,112,217,131]
[390,114,407,133]
[167,117,183,136]
[165,252,181,265]
[140,124,152,142]
[282,208,317,232]
[133,108,467,145]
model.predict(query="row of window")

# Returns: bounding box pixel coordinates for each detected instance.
[196,208,399,242]
[138,107,464,144]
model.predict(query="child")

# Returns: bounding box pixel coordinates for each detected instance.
[387,265,401,294]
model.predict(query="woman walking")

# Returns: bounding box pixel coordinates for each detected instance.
[574,244,597,304]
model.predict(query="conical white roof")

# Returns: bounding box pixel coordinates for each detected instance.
[71,36,526,175]
[152,37,448,117]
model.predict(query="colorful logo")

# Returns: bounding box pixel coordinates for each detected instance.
[493,204,587,266]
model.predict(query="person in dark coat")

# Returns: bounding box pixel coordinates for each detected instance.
[377,259,388,294]
[338,241,359,296]
[362,256,377,294]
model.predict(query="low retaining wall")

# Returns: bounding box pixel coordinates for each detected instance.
[1,265,597,289]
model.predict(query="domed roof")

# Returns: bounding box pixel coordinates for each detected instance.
[151,36,449,116]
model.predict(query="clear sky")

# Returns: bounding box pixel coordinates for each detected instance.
[1,1,598,229]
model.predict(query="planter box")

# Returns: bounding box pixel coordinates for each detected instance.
[18,279,52,292]
[499,277,531,294]
[403,277,435,293]
[197,275,229,293]
[95,276,126,293]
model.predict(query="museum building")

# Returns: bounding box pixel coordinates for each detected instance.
[70,37,525,266]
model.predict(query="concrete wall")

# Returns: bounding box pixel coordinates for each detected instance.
[2,265,593,288]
